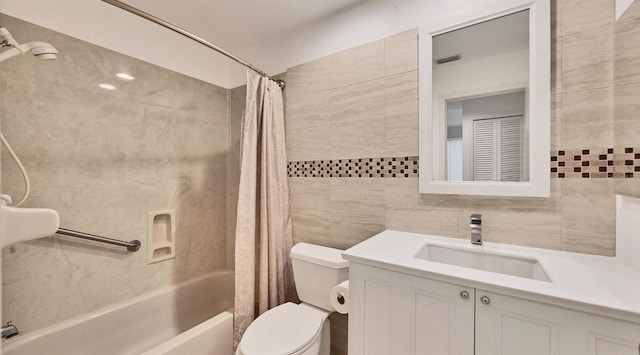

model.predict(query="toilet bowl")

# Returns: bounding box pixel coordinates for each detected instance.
[237,303,329,355]
[237,243,349,355]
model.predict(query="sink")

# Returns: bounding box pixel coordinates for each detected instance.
[415,244,550,282]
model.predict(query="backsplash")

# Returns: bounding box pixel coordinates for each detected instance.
[0,15,231,334]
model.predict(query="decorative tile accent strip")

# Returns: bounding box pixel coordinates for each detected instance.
[287,148,640,179]
[287,156,419,178]
[550,147,639,178]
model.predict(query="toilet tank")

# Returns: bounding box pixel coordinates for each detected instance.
[290,243,349,312]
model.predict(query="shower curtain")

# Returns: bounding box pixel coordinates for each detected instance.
[234,72,295,347]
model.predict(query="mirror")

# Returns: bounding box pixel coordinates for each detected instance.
[419,0,550,197]
[437,11,529,182]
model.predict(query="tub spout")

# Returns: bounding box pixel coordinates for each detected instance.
[2,321,18,339]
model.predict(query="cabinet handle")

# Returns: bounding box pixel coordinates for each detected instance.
[480,295,491,305]
[460,290,470,299]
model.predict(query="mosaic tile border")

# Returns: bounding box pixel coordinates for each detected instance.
[287,156,419,178]
[287,148,640,179]
[550,147,640,179]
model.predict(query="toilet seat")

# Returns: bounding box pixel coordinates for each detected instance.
[239,302,326,355]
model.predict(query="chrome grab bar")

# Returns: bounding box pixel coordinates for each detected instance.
[56,228,141,252]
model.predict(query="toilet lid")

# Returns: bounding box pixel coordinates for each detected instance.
[239,302,324,355]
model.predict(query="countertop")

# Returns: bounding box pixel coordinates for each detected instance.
[342,230,640,322]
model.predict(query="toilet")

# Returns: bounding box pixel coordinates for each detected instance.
[237,243,349,355]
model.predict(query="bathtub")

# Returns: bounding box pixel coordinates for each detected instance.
[3,270,234,355]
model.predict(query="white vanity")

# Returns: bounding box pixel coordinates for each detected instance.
[343,230,640,355]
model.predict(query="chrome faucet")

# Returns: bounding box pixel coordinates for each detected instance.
[2,321,18,339]
[470,214,482,245]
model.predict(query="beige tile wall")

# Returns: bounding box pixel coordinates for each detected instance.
[0,15,231,334]
[614,0,640,196]
[286,30,421,254]
[286,1,619,258]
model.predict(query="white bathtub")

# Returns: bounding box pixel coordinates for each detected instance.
[3,270,234,355]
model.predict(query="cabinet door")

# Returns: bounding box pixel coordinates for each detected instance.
[475,290,563,355]
[348,264,474,355]
[405,274,475,355]
[475,290,640,355]
[578,311,640,355]
[348,264,400,355]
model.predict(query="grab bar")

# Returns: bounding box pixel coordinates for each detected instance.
[56,228,141,252]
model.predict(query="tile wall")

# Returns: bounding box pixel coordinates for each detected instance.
[614,1,640,195]
[286,0,622,258]
[0,15,231,334]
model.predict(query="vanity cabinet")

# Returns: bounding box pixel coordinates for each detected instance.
[348,263,640,355]
[475,290,640,355]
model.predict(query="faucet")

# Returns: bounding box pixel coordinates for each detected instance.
[2,321,18,339]
[470,214,482,245]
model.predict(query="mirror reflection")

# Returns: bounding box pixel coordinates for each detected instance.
[433,10,530,182]
[446,90,526,181]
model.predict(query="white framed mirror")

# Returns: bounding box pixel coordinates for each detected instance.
[419,0,550,197]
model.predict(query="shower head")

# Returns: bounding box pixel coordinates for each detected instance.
[0,27,58,63]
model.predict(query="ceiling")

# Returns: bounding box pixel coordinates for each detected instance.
[123,0,364,53]
[433,10,529,64]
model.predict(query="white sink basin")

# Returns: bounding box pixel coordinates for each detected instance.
[415,244,550,282]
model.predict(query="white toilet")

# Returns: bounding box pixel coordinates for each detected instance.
[237,243,349,355]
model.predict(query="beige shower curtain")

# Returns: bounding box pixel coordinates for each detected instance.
[234,72,295,346]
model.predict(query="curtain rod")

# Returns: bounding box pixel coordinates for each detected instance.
[101,0,284,88]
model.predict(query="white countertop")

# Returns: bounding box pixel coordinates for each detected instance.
[342,230,640,322]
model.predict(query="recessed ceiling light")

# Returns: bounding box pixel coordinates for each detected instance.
[116,73,135,81]
[99,83,116,90]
